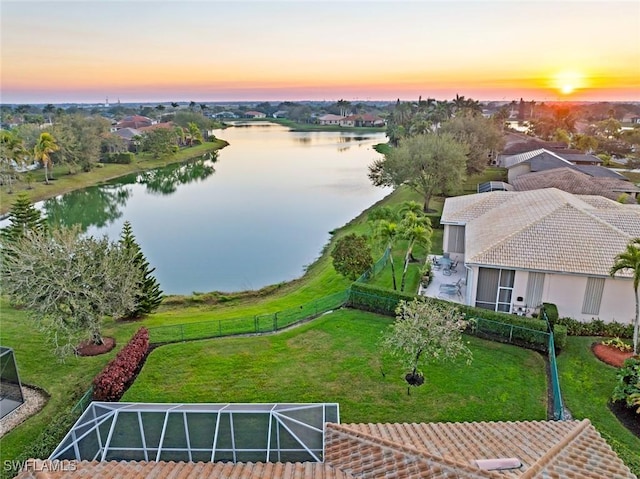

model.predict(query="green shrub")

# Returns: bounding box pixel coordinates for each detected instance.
[603,337,633,353]
[612,357,640,413]
[347,282,415,316]
[541,303,558,324]
[556,316,633,338]
[101,152,134,164]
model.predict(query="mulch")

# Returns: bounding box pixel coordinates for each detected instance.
[591,342,636,368]
[76,337,116,356]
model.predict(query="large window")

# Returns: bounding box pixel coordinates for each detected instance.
[446,226,465,254]
[525,272,545,310]
[475,268,515,312]
[582,277,605,315]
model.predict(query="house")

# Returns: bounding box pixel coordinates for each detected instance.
[500,148,602,182]
[340,113,385,128]
[245,110,266,119]
[17,418,635,478]
[440,188,640,322]
[318,114,344,125]
[114,115,155,130]
[510,167,639,202]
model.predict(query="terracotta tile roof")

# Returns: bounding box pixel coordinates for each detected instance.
[441,188,640,277]
[18,420,635,479]
[17,460,353,479]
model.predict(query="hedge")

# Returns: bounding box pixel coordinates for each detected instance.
[347,283,567,350]
[101,152,134,164]
[92,327,149,401]
[555,316,634,338]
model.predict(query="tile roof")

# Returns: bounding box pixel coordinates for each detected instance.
[18,420,635,479]
[511,167,639,202]
[441,188,640,277]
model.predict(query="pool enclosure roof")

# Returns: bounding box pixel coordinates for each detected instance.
[0,346,24,420]
[50,402,339,464]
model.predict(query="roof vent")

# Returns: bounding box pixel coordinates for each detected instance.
[474,458,522,471]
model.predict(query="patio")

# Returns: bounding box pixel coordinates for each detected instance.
[418,255,467,305]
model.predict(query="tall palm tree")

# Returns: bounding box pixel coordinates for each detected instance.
[34,132,59,184]
[374,220,399,290]
[1,130,26,193]
[399,223,432,292]
[610,238,640,354]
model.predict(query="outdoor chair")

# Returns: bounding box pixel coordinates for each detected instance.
[438,278,463,298]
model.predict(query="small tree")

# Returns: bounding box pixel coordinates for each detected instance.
[119,221,163,318]
[610,238,640,354]
[0,227,142,359]
[331,233,373,281]
[381,299,472,395]
[0,192,47,243]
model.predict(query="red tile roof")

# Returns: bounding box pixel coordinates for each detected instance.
[16,420,635,479]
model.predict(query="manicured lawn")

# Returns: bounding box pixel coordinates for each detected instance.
[557,336,640,474]
[124,309,547,423]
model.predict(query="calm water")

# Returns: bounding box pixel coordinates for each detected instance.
[8,123,390,294]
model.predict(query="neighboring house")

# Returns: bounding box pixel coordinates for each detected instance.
[211,111,238,119]
[245,110,266,118]
[511,167,639,202]
[318,114,344,125]
[500,148,602,182]
[440,188,640,322]
[341,113,385,127]
[17,419,634,478]
[112,127,142,152]
[114,115,155,130]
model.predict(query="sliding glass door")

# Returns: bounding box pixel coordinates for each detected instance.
[475,267,515,312]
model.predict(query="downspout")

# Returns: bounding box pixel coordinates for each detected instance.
[464,263,473,306]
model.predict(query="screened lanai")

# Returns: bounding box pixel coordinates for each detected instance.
[50,402,340,463]
[0,346,24,419]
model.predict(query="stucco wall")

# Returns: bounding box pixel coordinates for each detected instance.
[467,266,634,324]
[507,163,531,182]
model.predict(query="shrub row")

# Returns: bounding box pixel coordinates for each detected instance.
[101,152,134,164]
[554,316,634,338]
[347,283,567,350]
[93,328,149,401]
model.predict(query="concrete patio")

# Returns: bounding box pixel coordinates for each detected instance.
[418,255,467,305]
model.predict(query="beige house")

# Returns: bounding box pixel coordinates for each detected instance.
[17,419,634,478]
[501,148,602,183]
[440,188,640,322]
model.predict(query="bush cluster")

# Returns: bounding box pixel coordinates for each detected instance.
[612,357,640,414]
[92,327,149,401]
[555,316,633,338]
[101,152,134,164]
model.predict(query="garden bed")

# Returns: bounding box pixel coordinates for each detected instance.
[591,342,635,368]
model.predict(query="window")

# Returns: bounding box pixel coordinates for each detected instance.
[447,226,465,254]
[582,277,605,315]
[525,272,545,310]
[475,268,515,312]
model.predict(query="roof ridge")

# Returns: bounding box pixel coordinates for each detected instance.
[328,423,503,478]
[518,419,592,479]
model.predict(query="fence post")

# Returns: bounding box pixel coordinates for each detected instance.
[274,313,278,331]
[509,325,513,342]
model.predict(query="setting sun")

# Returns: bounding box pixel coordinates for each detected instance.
[554,71,585,96]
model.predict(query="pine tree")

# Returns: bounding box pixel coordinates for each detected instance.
[1,192,48,243]
[119,221,163,318]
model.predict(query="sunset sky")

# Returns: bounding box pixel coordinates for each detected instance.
[1,0,639,104]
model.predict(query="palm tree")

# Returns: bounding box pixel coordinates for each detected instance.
[0,130,26,193]
[610,238,640,354]
[374,220,399,290]
[34,132,59,184]
[398,210,432,292]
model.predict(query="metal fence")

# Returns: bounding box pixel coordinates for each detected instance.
[355,247,390,283]
[541,309,566,420]
[148,290,349,344]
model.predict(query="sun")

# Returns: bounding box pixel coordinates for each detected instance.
[554,71,585,96]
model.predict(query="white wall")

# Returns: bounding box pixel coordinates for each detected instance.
[507,163,531,182]
[467,266,635,324]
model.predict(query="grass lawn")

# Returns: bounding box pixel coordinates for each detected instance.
[124,309,547,423]
[557,336,640,474]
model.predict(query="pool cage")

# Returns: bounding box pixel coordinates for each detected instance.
[50,402,339,463]
[0,346,24,419]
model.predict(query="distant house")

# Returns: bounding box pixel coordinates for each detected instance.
[440,188,639,323]
[340,113,385,127]
[114,115,155,130]
[211,111,238,119]
[244,110,266,118]
[500,148,602,182]
[511,166,639,202]
[318,114,344,125]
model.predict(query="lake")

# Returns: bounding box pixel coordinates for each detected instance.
[8,123,390,294]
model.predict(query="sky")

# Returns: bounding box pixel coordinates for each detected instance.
[1,0,639,104]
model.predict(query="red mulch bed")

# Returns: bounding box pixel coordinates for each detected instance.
[592,342,636,368]
[76,337,116,356]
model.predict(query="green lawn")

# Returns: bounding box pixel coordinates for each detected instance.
[124,309,547,423]
[557,336,640,473]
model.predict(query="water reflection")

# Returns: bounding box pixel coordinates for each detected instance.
[136,153,217,195]
[44,185,131,233]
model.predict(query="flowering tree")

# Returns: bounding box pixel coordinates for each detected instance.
[381,299,472,394]
[0,226,142,359]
